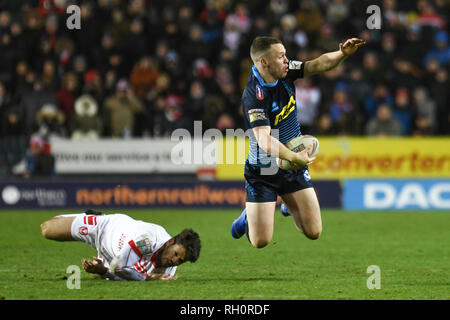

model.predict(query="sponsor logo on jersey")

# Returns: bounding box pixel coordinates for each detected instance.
[79,226,88,236]
[271,102,279,112]
[256,85,264,100]
[248,108,267,123]
[274,95,296,125]
[303,169,311,181]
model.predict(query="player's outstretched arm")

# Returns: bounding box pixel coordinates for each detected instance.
[82,257,108,274]
[146,273,178,281]
[304,38,365,77]
[82,257,123,280]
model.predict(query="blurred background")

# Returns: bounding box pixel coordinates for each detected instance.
[0,0,449,212]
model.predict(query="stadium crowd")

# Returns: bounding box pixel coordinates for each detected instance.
[0,0,449,177]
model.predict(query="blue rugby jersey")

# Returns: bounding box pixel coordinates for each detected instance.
[242,61,305,166]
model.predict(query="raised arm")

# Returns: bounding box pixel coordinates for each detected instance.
[304,38,365,77]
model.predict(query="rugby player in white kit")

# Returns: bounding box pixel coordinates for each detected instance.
[40,210,201,281]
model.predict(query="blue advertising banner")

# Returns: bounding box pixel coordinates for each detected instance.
[0,180,341,209]
[343,179,450,210]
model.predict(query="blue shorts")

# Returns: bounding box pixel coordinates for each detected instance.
[244,161,313,203]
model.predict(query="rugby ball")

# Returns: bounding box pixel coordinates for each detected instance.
[276,135,319,170]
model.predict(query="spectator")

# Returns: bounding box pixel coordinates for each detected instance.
[313,113,338,136]
[73,3,101,62]
[0,82,12,130]
[11,60,29,97]
[83,70,104,106]
[365,104,403,136]
[279,14,298,53]
[269,0,289,18]
[72,55,88,87]
[23,133,55,179]
[103,79,143,138]
[35,103,66,138]
[124,18,149,71]
[294,0,324,39]
[184,80,206,124]
[364,85,394,120]
[93,33,117,75]
[107,8,129,47]
[326,0,351,37]
[202,95,226,131]
[216,113,235,133]
[346,68,372,112]
[177,6,195,37]
[392,88,413,135]
[55,72,78,126]
[19,79,58,135]
[70,95,103,140]
[41,59,58,92]
[316,23,339,53]
[379,33,397,68]
[150,86,186,137]
[423,31,450,67]
[0,26,15,84]
[398,25,426,68]
[430,69,449,134]
[417,0,446,30]
[328,82,353,128]
[130,57,159,100]
[223,14,243,59]
[361,52,385,86]
[0,89,27,176]
[412,86,437,134]
[295,78,321,134]
[392,58,420,90]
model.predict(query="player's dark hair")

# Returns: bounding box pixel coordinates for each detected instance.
[250,36,282,62]
[174,228,201,263]
[84,209,103,215]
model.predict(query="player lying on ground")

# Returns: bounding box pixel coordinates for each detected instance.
[231,36,365,248]
[41,210,201,281]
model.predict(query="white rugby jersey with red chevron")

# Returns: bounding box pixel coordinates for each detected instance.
[70,213,177,280]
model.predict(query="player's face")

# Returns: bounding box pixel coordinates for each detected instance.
[266,44,289,79]
[159,243,186,267]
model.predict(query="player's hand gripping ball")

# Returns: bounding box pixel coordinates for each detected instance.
[276,135,319,170]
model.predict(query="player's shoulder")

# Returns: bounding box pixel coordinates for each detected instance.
[242,74,270,107]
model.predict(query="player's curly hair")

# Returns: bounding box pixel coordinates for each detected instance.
[174,228,201,263]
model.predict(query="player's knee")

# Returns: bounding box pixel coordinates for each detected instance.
[40,221,51,239]
[305,228,322,240]
[40,219,57,239]
[250,236,271,248]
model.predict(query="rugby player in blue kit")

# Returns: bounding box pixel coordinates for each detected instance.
[231,36,365,247]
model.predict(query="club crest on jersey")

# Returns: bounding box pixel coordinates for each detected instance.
[256,85,264,100]
[79,226,88,236]
[136,238,152,255]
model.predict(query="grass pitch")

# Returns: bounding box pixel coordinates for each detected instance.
[0,209,449,300]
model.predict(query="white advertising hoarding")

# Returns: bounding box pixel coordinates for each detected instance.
[50,138,214,174]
